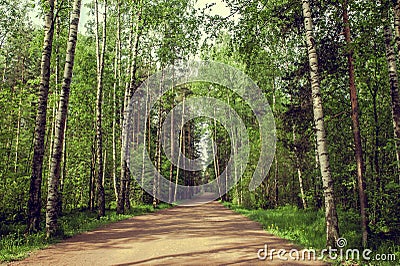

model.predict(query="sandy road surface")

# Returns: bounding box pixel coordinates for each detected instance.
[10,198,328,265]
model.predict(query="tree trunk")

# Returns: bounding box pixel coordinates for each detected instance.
[46,0,81,238]
[211,124,221,198]
[153,97,163,207]
[383,13,400,184]
[59,116,67,216]
[272,80,279,207]
[394,0,400,57]
[227,97,239,204]
[14,97,22,173]
[214,109,221,198]
[292,125,307,209]
[26,0,55,234]
[118,7,141,214]
[183,123,187,198]
[95,0,106,218]
[211,105,222,199]
[89,142,96,211]
[301,0,340,247]
[48,4,61,191]
[153,102,161,207]
[141,83,150,202]
[368,81,381,223]
[112,0,121,202]
[168,89,175,202]
[174,96,185,202]
[342,0,368,247]
[273,158,279,207]
[313,137,323,209]
[103,149,106,188]
[117,16,133,214]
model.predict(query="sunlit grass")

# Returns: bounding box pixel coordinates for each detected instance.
[223,202,399,265]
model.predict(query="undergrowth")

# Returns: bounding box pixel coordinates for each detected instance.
[223,202,399,265]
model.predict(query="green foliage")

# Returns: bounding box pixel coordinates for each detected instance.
[224,202,399,265]
[1,0,400,263]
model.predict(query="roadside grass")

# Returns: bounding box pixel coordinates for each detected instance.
[0,203,171,262]
[223,202,399,265]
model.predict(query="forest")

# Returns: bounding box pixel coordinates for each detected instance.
[0,0,399,264]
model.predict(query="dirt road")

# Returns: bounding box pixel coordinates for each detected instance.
[11,200,328,265]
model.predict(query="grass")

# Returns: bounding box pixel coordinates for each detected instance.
[0,203,171,262]
[223,202,399,265]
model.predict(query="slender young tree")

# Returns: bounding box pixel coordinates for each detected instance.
[26,0,55,234]
[272,79,279,207]
[342,0,368,247]
[48,0,62,198]
[89,140,96,210]
[94,0,106,218]
[153,100,162,207]
[46,0,81,238]
[394,0,400,57]
[14,97,22,173]
[212,106,222,199]
[174,95,185,202]
[168,89,175,202]
[292,125,307,209]
[117,14,133,214]
[301,0,340,247]
[141,80,150,202]
[383,7,400,183]
[227,96,239,204]
[112,0,121,202]
[117,5,141,214]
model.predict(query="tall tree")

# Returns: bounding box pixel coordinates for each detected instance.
[273,81,279,208]
[342,0,368,247]
[174,95,185,202]
[46,0,82,238]
[112,0,121,202]
[116,14,133,215]
[168,88,175,202]
[394,0,400,57]
[382,1,400,183]
[117,4,141,214]
[211,109,222,199]
[153,99,162,207]
[301,0,340,247]
[95,0,106,218]
[26,0,55,234]
[384,5,400,183]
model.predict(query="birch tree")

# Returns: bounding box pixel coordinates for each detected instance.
[384,5,400,182]
[46,0,81,238]
[26,0,55,234]
[394,0,400,57]
[292,125,307,209]
[112,0,121,202]
[301,0,340,247]
[117,4,141,214]
[95,0,106,218]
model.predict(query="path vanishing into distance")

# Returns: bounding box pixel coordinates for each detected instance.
[10,195,329,265]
